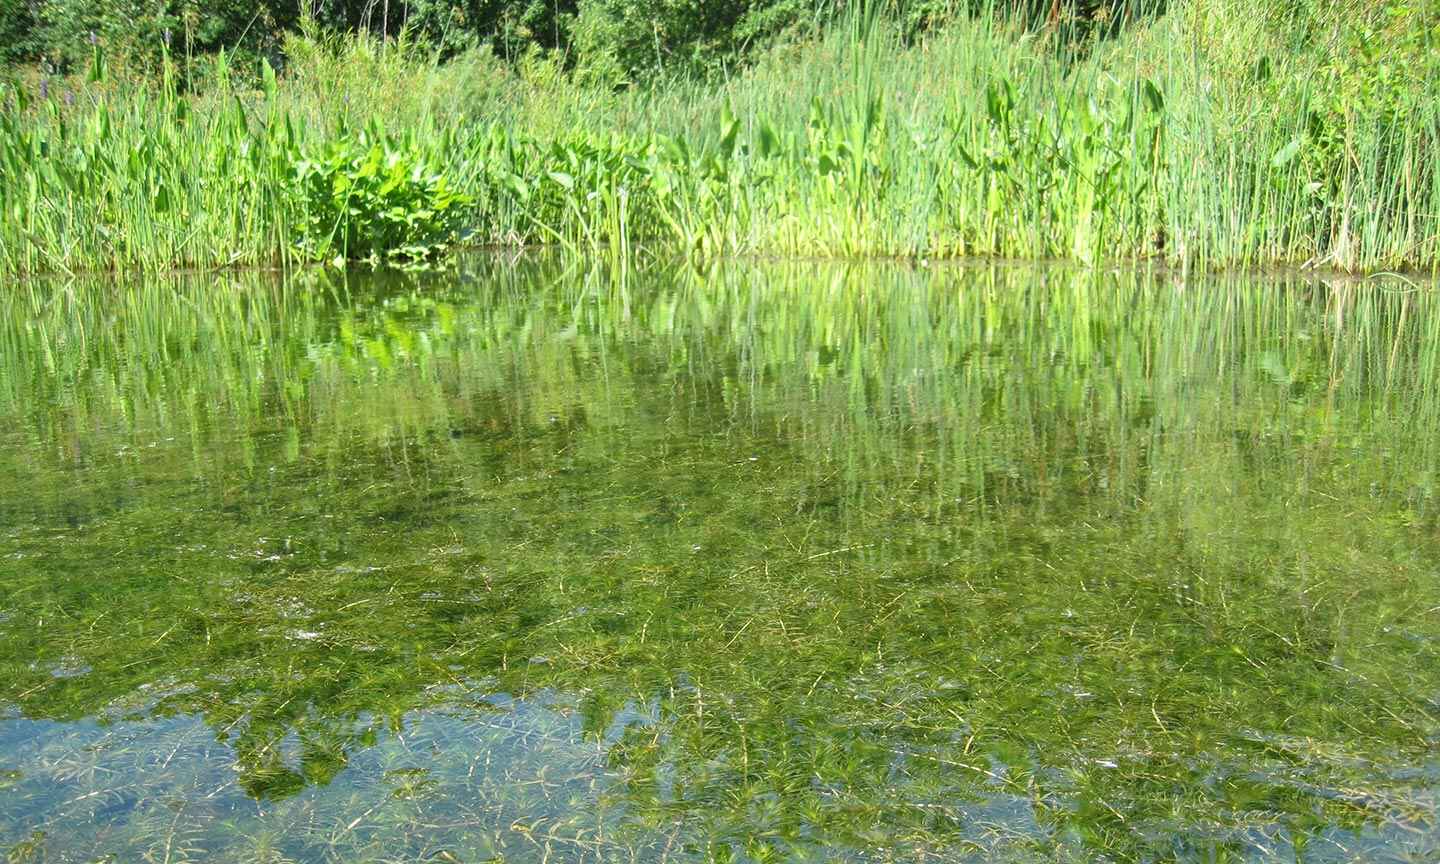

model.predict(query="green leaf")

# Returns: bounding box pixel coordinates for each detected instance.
[985,79,1013,125]
[1143,80,1164,113]
[1270,138,1303,169]
[663,135,690,165]
[757,122,780,159]
[954,143,980,171]
[261,58,278,100]
[89,40,108,84]
[505,175,530,201]
[719,103,740,159]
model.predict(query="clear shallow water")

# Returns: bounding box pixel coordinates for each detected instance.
[3,257,1440,862]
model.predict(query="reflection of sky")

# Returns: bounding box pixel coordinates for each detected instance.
[4,696,1439,863]
[0,692,656,863]
[2,689,1051,863]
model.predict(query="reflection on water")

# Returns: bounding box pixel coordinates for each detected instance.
[2,257,1440,862]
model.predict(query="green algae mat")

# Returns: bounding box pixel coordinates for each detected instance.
[3,257,1440,863]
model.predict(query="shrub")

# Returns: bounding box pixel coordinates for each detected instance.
[1313,0,1438,123]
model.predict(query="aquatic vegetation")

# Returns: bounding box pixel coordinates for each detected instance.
[3,258,1440,861]
[290,125,472,264]
[1,4,1436,276]
[0,51,299,275]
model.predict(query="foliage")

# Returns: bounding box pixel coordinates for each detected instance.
[3,0,1165,81]
[25,0,293,77]
[1313,0,1439,121]
[0,2,1435,276]
[0,0,39,66]
[289,127,472,264]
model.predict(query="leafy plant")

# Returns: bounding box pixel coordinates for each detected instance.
[289,127,472,264]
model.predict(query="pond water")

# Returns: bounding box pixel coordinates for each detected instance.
[3,257,1440,863]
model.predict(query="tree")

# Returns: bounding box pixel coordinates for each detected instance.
[0,0,39,64]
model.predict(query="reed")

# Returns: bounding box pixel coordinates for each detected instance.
[1,1,1435,277]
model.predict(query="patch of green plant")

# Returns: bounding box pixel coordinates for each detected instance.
[1,2,1437,276]
[290,126,472,265]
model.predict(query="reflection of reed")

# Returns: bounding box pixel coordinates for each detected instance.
[3,258,1438,513]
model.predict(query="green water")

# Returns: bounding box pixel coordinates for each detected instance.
[3,258,1440,863]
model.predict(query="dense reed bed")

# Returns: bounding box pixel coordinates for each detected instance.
[1,1,1436,276]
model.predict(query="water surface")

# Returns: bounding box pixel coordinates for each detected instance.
[3,258,1440,862]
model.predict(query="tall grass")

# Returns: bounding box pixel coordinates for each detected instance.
[0,1,1436,276]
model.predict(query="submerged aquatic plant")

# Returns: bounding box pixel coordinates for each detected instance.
[5,258,1440,861]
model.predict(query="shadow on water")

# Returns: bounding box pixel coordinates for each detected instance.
[2,256,1440,861]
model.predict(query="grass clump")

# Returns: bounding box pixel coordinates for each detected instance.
[0,1,1436,276]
